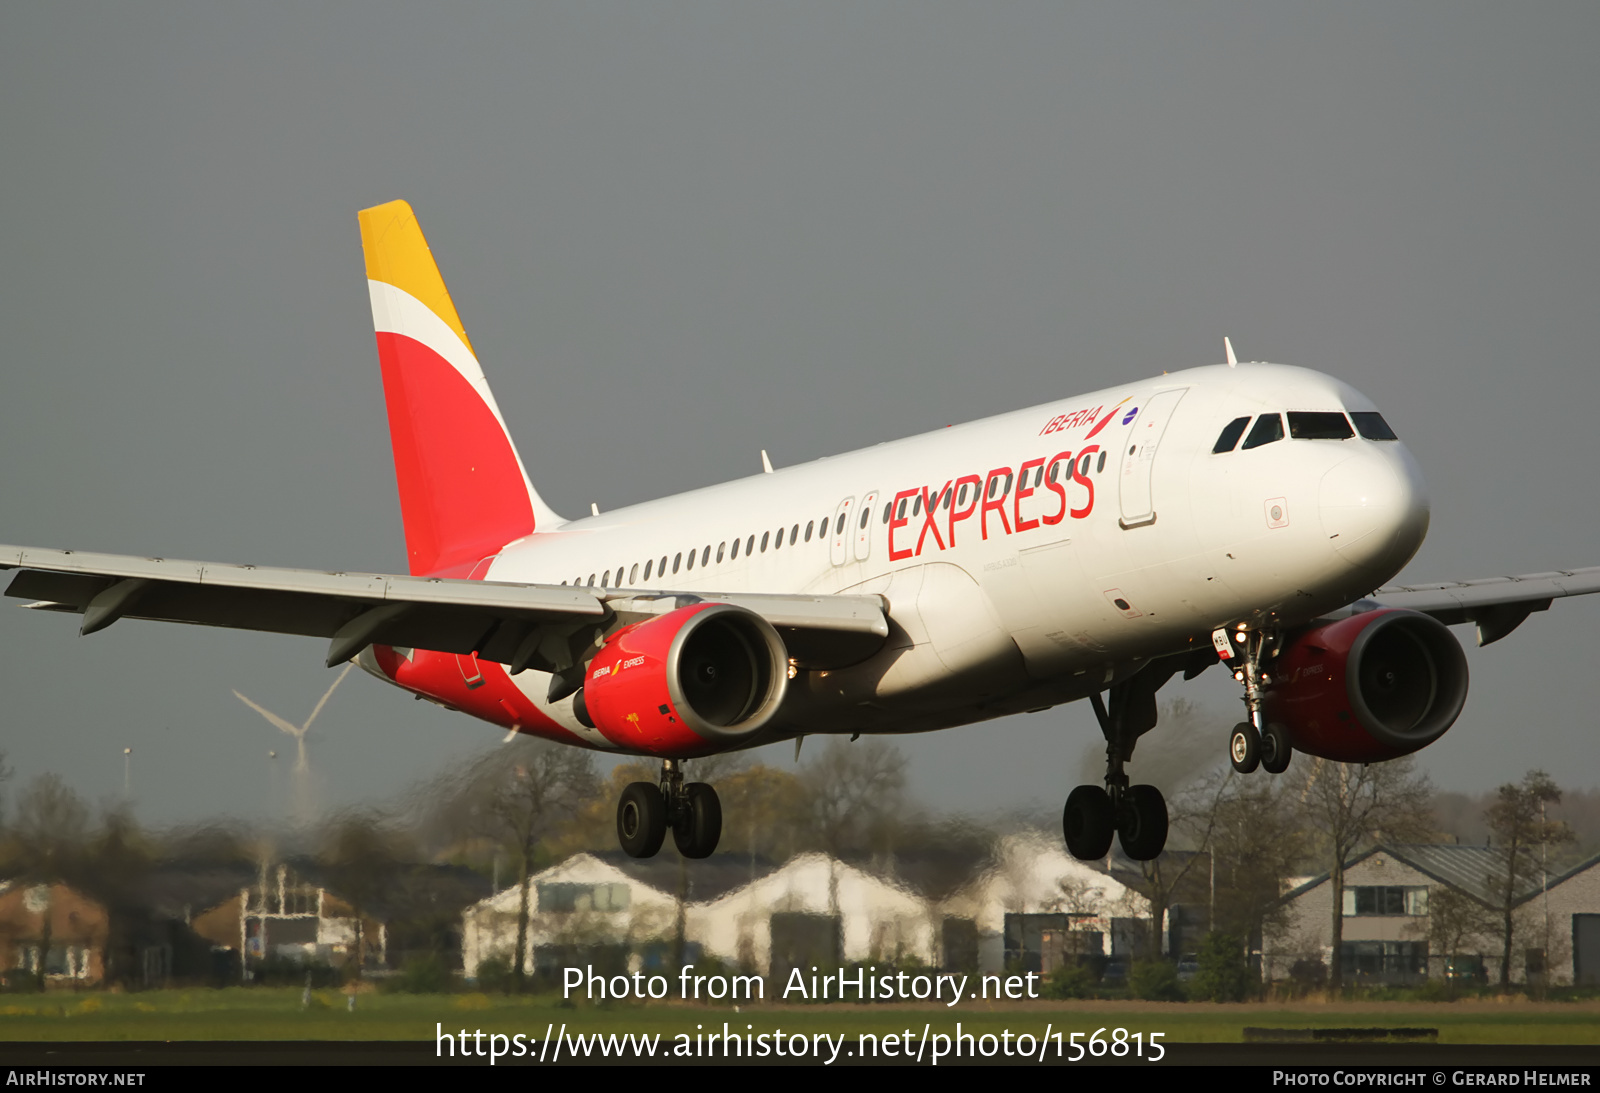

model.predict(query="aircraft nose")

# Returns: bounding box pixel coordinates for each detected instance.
[1319,447,1430,577]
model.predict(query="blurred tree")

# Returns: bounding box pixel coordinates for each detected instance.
[714,763,808,864]
[471,741,599,989]
[317,810,416,978]
[1484,770,1573,989]
[0,750,12,832]
[801,737,907,858]
[8,773,90,882]
[546,760,656,857]
[1289,756,1435,991]
[1210,776,1305,947]
[1417,885,1495,988]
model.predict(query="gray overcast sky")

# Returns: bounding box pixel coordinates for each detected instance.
[2,3,1597,827]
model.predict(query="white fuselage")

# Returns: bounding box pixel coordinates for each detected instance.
[480,362,1428,750]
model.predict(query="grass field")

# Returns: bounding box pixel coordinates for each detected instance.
[3,989,1599,1046]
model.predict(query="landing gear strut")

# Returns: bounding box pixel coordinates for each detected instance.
[1221,627,1293,776]
[1062,666,1171,862]
[616,760,723,860]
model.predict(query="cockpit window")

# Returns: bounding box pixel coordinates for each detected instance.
[1287,411,1355,440]
[1351,411,1399,441]
[1241,413,1284,450]
[1212,416,1251,453]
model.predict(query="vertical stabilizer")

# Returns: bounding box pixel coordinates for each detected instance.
[359,201,563,577]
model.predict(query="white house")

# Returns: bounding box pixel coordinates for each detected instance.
[943,831,1153,973]
[461,853,678,979]
[688,853,937,976]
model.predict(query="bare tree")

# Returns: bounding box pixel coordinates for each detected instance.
[8,773,90,881]
[801,737,907,858]
[1484,770,1573,989]
[1290,757,1435,991]
[1135,770,1231,956]
[470,741,599,989]
[317,810,415,977]
[799,737,907,950]
[714,763,808,865]
[1415,885,1495,984]
[0,750,12,833]
[1210,775,1306,949]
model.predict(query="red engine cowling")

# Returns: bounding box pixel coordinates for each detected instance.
[1262,608,1469,763]
[576,603,789,758]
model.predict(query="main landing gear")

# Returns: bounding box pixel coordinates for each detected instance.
[1063,666,1172,862]
[617,760,723,860]
[1221,627,1293,776]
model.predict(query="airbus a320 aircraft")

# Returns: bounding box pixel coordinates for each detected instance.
[6,201,1598,863]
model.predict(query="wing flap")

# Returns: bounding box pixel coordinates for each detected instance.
[1372,566,1600,645]
[1,544,888,668]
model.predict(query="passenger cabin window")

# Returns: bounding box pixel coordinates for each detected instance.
[672,553,682,574]
[1351,411,1399,441]
[790,524,799,545]
[1212,416,1251,453]
[645,559,654,581]
[716,542,725,563]
[1097,452,1106,473]
[805,520,814,542]
[760,531,770,552]
[1287,411,1355,440]
[1241,413,1284,450]
[630,563,639,584]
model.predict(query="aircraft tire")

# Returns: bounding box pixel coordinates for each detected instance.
[1063,784,1115,861]
[673,782,723,859]
[1117,784,1168,860]
[1260,722,1293,775]
[618,781,668,858]
[1229,722,1261,774]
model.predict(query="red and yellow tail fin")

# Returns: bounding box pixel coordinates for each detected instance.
[359,200,563,577]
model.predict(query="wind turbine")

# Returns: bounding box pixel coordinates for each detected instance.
[233,663,352,823]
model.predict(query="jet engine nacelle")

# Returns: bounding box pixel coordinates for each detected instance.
[1262,608,1469,763]
[575,603,788,758]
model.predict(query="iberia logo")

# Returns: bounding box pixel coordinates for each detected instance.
[1039,396,1135,439]
[1083,398,1135,440]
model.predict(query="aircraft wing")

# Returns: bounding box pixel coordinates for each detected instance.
[0,545,888,672]
[1368,566,1600,646]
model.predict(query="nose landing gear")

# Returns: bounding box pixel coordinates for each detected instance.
[616,759,723,859]
[1220,627,1294,776]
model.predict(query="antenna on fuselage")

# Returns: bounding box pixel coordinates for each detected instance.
[761,450,774,474]
[1224,337,1238,367]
